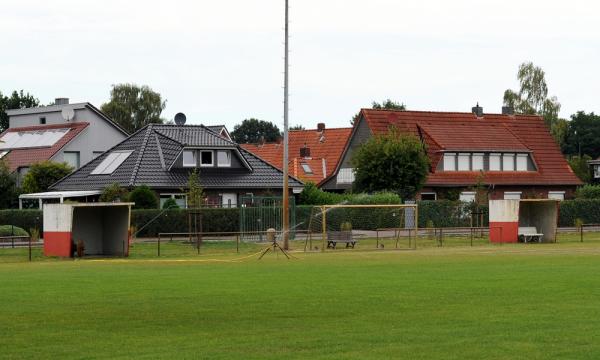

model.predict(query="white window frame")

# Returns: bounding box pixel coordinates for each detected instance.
[472,153,484,171]
[216,150,231,167]
[489,153,501,171]
[595,165,600,179]
[443,153,456,171]
[183,150,197,167]
[459,191,476,203]
[503,153,515,171]
[420,192,437,201]
[548,191,565,201]
[200,150,214,167]
[457,153,470,171]
[516,154,528,171]
[504,191,522,200]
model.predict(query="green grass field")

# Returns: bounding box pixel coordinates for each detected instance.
[2,239,600,359]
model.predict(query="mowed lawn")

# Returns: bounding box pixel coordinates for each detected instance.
[2,244,600,359]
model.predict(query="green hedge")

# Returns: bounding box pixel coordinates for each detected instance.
[6,200,600,237]
[132,208,239,237]
[417,200,488,228]
[558,199,600,226]
[0,210,43,233]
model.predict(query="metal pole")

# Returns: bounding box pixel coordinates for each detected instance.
[321,206,326,252]
[282,0,290,250]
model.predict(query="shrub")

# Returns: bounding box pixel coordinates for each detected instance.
[162,198,179,209]
[0,225,29,236]
[575,185,600,199]
[99,183,129,202]
[129,185,159,209]
[21,161,73,193]
[558,199,600,226]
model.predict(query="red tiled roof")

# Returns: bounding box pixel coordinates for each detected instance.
[0,122,89,172]
[360,109,582,186]
[241,127,352,185]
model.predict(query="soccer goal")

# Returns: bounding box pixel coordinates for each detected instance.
[304,204,418,251]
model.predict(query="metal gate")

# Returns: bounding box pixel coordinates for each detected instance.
[239,196,296,242]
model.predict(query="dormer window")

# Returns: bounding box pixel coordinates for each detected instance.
[183,150,196,167]
[217,150,231,167]
[443,153,456,171]
[200,150,213,167]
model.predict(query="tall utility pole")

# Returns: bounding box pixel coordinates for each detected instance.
[282,0,290,250]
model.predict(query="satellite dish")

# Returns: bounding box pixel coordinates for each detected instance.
[61,107,75,122]
[174,112,187,126]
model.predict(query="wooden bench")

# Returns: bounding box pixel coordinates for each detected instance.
[518,227,543,243]
[326,231,356,249]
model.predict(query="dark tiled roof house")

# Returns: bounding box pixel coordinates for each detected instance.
[51,123,304,208]
[321,107,582,201]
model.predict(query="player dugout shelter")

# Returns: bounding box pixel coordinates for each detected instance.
[489,199,559,243]
[43,203,133,257]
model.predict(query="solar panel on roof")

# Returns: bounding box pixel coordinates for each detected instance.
[0,129,69,150]
[91,150,133,175]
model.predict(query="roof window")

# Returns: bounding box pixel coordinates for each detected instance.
[91,150,133,175]
[301,163,313,174]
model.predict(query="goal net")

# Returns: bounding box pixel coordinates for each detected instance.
[305,204,418,251]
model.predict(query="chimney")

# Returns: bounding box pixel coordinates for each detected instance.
[55,98,69,105]
[472,102,483,117]
[300,143,311,158]
[317,123,326,132]
[502,106,514,115]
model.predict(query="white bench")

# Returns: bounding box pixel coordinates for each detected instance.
[518,227,544,243]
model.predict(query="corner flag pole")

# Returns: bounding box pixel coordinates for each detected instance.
[282,0,290,250]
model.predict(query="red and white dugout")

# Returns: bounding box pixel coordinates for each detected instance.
[43,203,133,257]
[489,199,559,243]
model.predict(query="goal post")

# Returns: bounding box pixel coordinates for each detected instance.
[305,204,418,251]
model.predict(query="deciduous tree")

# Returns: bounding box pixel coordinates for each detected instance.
[21,161,73,194]
[351,99,406,125]
[231,118,281,144]
[0,90,39,131]
[352,129,429,200]
[101,83,166,133]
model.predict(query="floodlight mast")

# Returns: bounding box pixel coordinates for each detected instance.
[282,0,290,250]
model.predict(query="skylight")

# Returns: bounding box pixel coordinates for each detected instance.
[301,163,313,174]
[91,150,133,175]
[0,129,69,150]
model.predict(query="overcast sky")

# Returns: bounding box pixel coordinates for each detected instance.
[2,0,599,130]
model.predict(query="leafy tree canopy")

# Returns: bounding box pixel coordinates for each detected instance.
[351,99,406,125]
[351,129,429,200]
[0,159,19,209]
[21,161,73,194]
[231,118,281,144]
[186,168,204,209]
[0,90,40,131]
[503,62,561,125]
[289,124,305,131]
[129,185,159,209]
[563,111,600,159]
[101,83,166,134]
[99,183,129,202]
[568,155,592,184]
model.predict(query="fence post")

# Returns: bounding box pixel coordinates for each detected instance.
[470,227,473,247]
[236,234,239,253]
[158,234,161,257]
[580,225,583,243]
[29,236,32,262]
